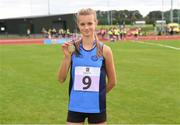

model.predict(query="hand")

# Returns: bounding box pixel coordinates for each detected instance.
[61,42,73,58]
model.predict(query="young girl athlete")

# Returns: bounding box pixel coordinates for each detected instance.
[58,8,117,124]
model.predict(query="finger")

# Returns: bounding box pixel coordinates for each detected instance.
[62,42,69,47]
[65,42,73,46]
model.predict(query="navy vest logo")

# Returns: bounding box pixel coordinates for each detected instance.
[91,55,98,61]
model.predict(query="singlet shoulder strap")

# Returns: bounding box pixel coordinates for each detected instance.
[96,41,104,57]
[99,42,104,48]
[99,41,104,51]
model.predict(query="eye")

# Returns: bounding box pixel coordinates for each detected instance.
[80,23,85,26]
[87,22,93,26]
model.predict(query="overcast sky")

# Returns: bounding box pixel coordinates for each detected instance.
[0,0,179,19]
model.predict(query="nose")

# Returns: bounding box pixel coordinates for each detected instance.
[84,24,89,29]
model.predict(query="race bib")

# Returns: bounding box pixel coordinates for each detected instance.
[74,66,100,92]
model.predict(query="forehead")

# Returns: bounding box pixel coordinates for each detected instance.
[78,14,95,23]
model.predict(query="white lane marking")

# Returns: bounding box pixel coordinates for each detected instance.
[136,41,180,51]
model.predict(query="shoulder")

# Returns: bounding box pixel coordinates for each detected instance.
[102,44,113,59]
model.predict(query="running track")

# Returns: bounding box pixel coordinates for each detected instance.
[0,35,180,45]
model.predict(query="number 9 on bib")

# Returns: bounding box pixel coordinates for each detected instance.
[74,66,100,92]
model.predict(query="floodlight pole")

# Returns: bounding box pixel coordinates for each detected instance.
[107,0,110,25]
[107,10,110,25]
[161,0,164,20]
[161,0,165,34]
[178,1,180,24]
[48,0,50,15]
[178,7,180,24]
[170,0,173,23]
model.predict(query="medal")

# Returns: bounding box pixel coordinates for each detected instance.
[68,44,75,53]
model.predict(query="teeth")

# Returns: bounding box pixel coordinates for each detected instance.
[68,44,75,53]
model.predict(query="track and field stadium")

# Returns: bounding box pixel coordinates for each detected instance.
[0,35,180,123]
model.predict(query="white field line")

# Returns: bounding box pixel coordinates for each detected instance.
[136,41,180,51]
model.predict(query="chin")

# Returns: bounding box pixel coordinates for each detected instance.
[83,33,93,37]
[84,34,90,37]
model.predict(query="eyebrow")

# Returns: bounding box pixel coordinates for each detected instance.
[80,22,93,24]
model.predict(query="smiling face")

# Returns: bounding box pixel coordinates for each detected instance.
[77,14,97,38]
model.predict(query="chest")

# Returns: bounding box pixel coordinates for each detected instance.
[72,48,104,68]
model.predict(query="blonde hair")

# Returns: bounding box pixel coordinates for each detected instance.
[73,8,103,57]
[76,8,97,23]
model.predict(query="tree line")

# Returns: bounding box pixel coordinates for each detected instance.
[97,9,180,25]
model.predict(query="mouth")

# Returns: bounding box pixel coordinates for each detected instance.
[82,31,90,35]
[84,30,90,33]
[85,31,90,34]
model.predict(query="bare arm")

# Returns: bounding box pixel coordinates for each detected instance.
[103,45,117,93]
[57,42,72,83]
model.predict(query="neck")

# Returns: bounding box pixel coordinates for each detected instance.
[82,35,95,45]
[82,35,96,50]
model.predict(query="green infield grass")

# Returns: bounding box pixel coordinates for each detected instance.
[0,40,180,124]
